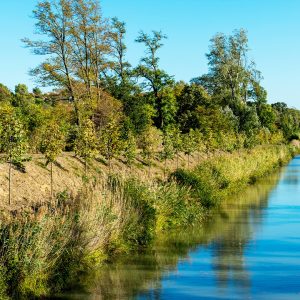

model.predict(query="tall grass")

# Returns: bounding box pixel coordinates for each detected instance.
[171,145,295,207]
[0,144,295,298]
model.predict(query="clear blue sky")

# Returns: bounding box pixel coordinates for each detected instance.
[0,0,300,108]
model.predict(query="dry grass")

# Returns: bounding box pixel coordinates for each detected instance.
[0,151,212,210]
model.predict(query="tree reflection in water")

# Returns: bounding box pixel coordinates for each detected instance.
[55,171,282,300]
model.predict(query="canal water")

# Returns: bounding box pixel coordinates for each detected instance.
[60,156,300,299]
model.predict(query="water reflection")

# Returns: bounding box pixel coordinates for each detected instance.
[57,169,285,300]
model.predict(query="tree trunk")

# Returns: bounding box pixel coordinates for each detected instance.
[148,153,151,177]
[84,157,87,175]
[108,157,111,175]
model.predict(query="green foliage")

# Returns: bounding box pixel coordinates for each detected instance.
[172,145,294,208]
[0,106,28,164]
[177,83,211,132]
[74,118,98,167]
[256,103,276,131]
[99,113,124,165]
[39,120,66,164]
[172,168,220,208]
[160,129,175,161]
[135,30,174,128]
[12,84,33,107]
[161,87,178,128]
[155,182,202,230]
[171,126,182,154]
[182,129,198,156]
[121,179,156,246]
[0,84,12,103]
[123,129,137,165]
[139,126,162,165]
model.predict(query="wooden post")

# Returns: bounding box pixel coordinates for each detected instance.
[51,161,53,201]
[8,160,12,205]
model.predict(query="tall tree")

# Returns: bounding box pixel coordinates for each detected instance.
[23,0,111,123]
[23,0,77,115]
[135,31,173,128]
[106,18,135,99]
[71,0,110,97]
[195,29,264,111]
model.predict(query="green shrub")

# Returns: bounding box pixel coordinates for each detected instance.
[121,179,156,247]
[171,169,219,208]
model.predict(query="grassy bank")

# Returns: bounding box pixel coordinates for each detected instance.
[0,145,296,298]
[172,145,294,208]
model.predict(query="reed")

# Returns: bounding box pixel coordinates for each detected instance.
[0,144,295,298]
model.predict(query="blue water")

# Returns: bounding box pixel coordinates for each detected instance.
[60,156,300,300]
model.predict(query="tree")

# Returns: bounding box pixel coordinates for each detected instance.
[256,103,276,131]
[139,126,162,176]
[193,129,205,163]
[135,30,173,128]
[70,0,110,97]
[106,18,137,100]
[161,86,178,129]
[23,0,76,109]
[13,84,33,107]
[160,128,175,178]
[39,120,66,200]
[23,0,110,124]
[74,118,98,174]
[99,113,124,172]
[0,84,12,102]
[123,128,137,166]
[170,126,182,169]
[176,83,211,132]
[195,29,265,116]
[0,106,28,204]
[182,129,198,169]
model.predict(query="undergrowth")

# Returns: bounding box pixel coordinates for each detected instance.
[0,144,296,298]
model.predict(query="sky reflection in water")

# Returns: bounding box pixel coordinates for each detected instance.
[59,156,300,300]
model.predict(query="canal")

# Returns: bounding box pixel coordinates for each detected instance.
[59,156,300,299]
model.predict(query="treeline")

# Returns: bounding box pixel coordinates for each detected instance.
[1,0,300,193]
